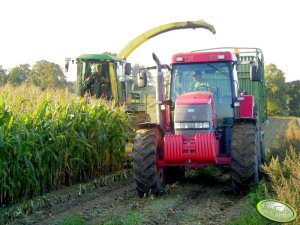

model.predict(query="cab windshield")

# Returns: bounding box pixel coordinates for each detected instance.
[170,62,234,126]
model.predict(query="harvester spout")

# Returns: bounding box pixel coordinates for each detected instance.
[152,53,165,129]
[117,19,216,59]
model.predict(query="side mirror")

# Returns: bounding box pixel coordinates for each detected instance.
[138,71,147,87]
[125,63,131,75]
[65,57,71,73]
[250,65,262,81]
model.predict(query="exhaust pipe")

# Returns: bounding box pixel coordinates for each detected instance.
[152,53,165,129]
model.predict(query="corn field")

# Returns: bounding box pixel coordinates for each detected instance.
[0,85,131,205]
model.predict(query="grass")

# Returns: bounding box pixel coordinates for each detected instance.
[228,180,276,225]
[262,118,300,224]
[101,211,142,225]
[60,214,86,225]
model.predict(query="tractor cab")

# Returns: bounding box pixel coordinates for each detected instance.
[169,53,239,130]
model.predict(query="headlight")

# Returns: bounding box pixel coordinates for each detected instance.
[174,122,181,129]
[174,122,210,129]
[203,122,210,129]
[195,123,203,128]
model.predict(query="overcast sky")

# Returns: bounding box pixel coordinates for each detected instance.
[1,0,299,82]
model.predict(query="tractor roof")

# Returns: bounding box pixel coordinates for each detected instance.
[172,51,236,64]
[76,54,122,62]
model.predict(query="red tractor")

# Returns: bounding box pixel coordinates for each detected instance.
[132,47,267,196]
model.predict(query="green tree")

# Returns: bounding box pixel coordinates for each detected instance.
[286,80,300,116]
[7,64,31,86]
[0,65,8,86]
[265,64,287,116]
[29,60,66,89]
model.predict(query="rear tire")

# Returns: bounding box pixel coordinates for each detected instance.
[132,129,165,198]
[231,122,260,194]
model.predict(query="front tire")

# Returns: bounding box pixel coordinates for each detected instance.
[231,122,260,194]
[132,129,165,198]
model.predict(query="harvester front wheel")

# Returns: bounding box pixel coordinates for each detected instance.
[231,122,260,195]
[134,112,151,129]
[132,129,165,198]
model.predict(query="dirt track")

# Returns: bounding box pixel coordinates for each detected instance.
[4,167,246,225]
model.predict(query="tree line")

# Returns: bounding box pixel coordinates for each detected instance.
[0,61,298,117]
[0,60,75,91]
[265,64,300,117]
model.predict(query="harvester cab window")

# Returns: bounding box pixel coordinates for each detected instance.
[81,62,112,100]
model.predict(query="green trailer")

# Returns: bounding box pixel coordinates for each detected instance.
[236,47,267,124]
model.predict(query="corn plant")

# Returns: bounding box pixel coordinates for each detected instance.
[0,84,131,205]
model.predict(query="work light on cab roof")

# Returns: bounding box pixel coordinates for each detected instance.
[172,51,236,64]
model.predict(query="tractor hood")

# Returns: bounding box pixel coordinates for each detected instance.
[174,91,216,137]
[175,92,212,105]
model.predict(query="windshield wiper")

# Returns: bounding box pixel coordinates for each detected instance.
[205,63,228,77]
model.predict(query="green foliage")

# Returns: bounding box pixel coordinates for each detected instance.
[262,150,300,225]
[29,60,66,89]
[60,214,86,225]
[262,119,300,224]
[286,80,300,116]
[123,211,142,225]
[0,65,7,86]
[232,119,300,225]
[262,63,299,117]
[7,64,30,86]
[265,64,287,116]
[265,101,282,117]
[0,85,131,205]
[229,181,275,225]
[102,211,142,225]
